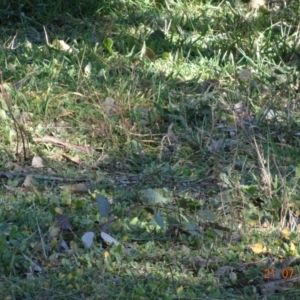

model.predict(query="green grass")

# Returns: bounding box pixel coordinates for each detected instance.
[1,0,300,299]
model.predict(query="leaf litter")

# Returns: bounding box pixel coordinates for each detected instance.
[1,2,300,298]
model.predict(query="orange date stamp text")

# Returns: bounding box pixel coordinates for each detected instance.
[264,268,294,279]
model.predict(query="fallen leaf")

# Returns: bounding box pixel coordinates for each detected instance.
[84,62,92,76]
[177,286,183,294]
[23,175,34,187]
[290,242,296,254]
[101,231,120,246]
[229,271,237,283]
[55,207,63,214]
[62,154,81,165]
[23,254,42,272]
[32,156,44,168]
[57,214,72,231]
[140,42,156,60]
[145,47,156,60]
[49,226,60,238]
[166,123,177,144]
[96,194,111,218]
[281,228,290,241]
[60,239,69,250]
[82,232,95,248]
[250,243,268,254]
[139,188,169,204]
[70,241,78,250]
[52,39,78,53]
[102,97,118,116]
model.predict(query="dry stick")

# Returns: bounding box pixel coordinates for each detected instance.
[0,71,28,160]
[36,219,48,259]
[253,135,272,199]
[0,171,91,182]
[171,178,183,225]
[165,254,180,300]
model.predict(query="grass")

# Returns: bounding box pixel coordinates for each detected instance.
[1,0,300,299]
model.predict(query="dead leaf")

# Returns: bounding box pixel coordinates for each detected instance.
[167,123,177,144]
[49,226,60,238]
[56,110,73,119]
[55,207,63,214]
[250,243,269,254]
[62,154,81,165]
[33,135,91,154]
[52,39,78,53]
[57,214,72,231]
[32,156,44,168]
[281,228,290,241]
[23,175,34,187]
[102,97,118,117]
[59,183,88,193]
[145,47,156,60]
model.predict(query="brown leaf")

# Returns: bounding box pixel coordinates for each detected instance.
[145,47,156,60]
[62,154,81,165]
[167,123,177,144]
[102,97,118,117]
[23,175,34,187]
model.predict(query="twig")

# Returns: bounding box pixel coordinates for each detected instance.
[36,219,48,259]
[0,71,28,160]
[0,172,91,182]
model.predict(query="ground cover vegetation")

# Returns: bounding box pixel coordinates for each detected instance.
[1,0,300,299]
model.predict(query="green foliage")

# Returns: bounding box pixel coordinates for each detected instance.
[1,0,300,298]
[96,194,111,218]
